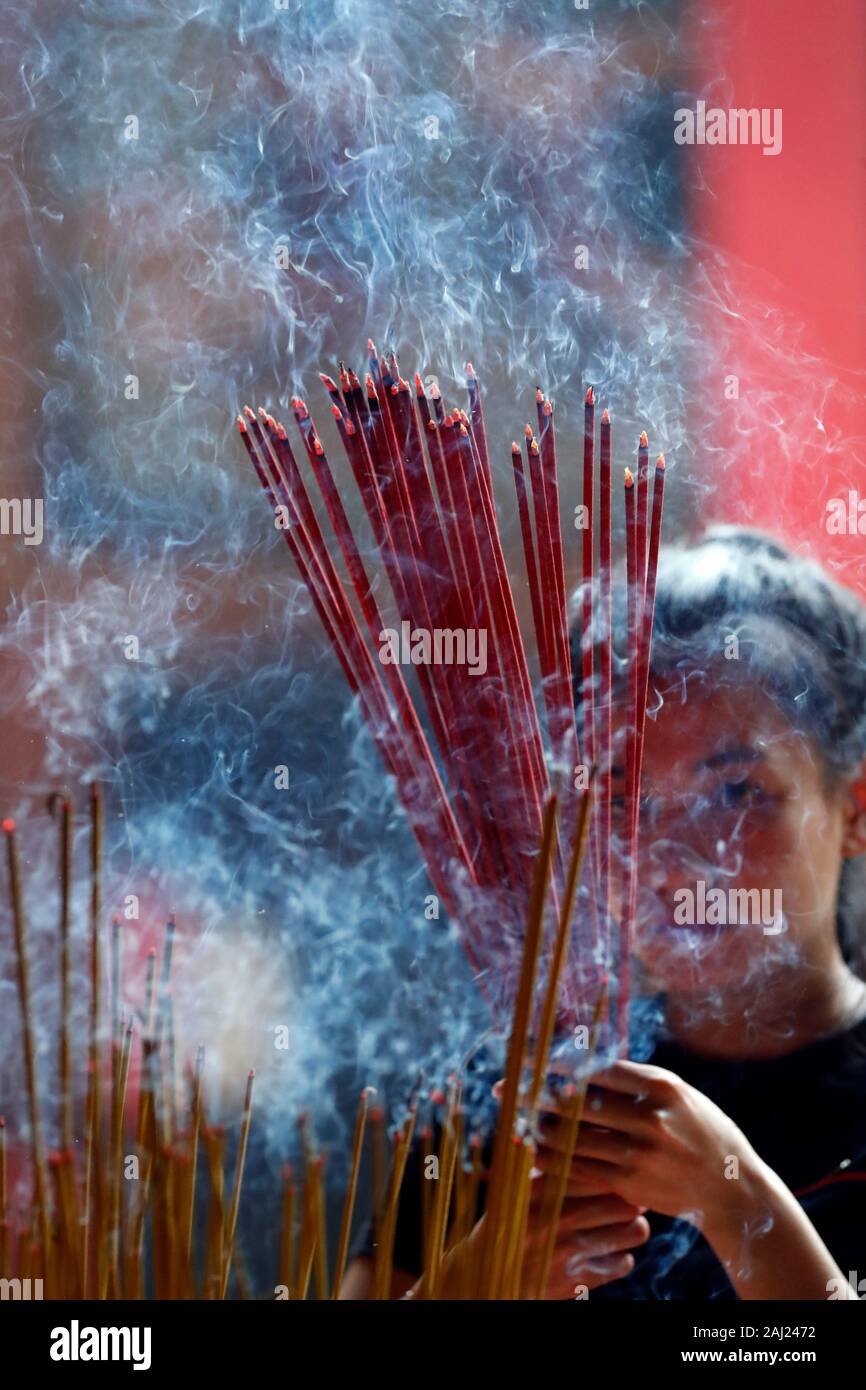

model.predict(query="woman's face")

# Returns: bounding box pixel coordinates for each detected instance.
[618,677,853,995]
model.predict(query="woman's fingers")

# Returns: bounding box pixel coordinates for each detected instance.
[536,1084,658,1135]
[537,1118,639,1165]
[533,1140,619,1176]
[571,1125,641,1165]
[524,1207,649,1298]
[532,1248,636,1299]
[565,1215,651,1260]
[529,1160,612,1196]
[554,1193,647,1230]
[590,1060,678,1097]
[581,1087,657,1133]
[574,1251,636,1286]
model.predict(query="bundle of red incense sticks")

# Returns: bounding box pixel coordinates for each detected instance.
[237,347,665,1041]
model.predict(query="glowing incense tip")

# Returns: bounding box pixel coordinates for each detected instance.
[460,409,470,425]
[390,383,398,395]
[339,362,351,391]
[367,338,377,356]
[543,398,553,416]
[524,423,533,438]
[427,418,436,430]
[444,412,454,426]
[624,467,634,488]
[330,402,342,419]
[639,430,648,448]
[277,422,287,440]
[366,374,377,396]
[319,373,339,392]
[657,452,666,470]
[346,418,356,435]
[313,438,324,455]
[237,416,247,432]
[601,408,610,424]
[530,439,539,455]
[536,387,543,403]
[349,370,361,389]
[460,423,468,436]
[511,441,520,453]
[243,405,256,421]
[2,818,14,834]
[430,382,441,400]
[466,361,476,378]
[414,372,424,395]
[585,385,594,405]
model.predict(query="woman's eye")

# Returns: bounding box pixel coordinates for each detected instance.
[715,779,766,810]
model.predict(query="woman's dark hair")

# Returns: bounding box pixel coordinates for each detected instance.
[571,525,866,974]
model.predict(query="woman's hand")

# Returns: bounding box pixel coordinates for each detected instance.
[429,1182,650,1300]
[519,1183,650,1299]
[537,1059,758,1225]
[536,1059,857,1299]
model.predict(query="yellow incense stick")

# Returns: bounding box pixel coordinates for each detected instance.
[220,1068,256,1299]
[533,981,608,1298]
[3,820,51,1271]
[481,794,557,1297]
[332,1087,369,1298]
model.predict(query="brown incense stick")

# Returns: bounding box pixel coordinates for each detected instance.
[277,1164,296,1298]
[481,795,558,1297]
[332,1087,369,1298]
[220,1068,256,1299]
[3,819,51,1270]
[49,792,75,1149]
[533,982,608,1298]
[82,782,104,1297]
[185,1043,205,1262]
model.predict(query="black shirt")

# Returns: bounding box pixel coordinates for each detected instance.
[363,1014,866,1298]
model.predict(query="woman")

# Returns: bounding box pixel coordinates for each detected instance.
[344,527,866,1298]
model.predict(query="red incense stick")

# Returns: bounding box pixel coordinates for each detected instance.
[596,407,614,978]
